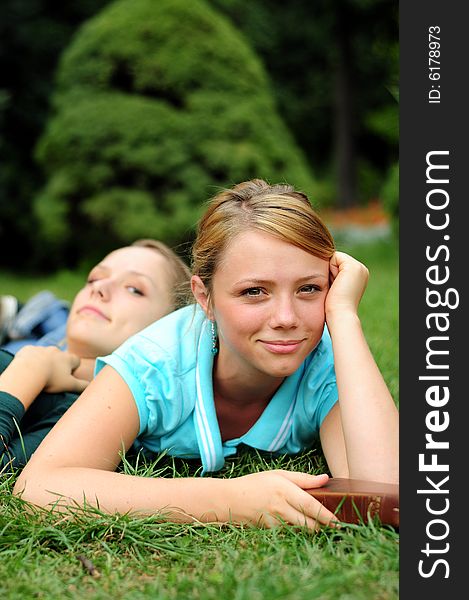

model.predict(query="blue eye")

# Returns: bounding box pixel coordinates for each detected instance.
[299,284,320,294]
[242,287,263,297]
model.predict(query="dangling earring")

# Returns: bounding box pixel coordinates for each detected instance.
[211,320,218,355]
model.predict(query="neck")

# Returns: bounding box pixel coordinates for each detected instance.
[213,353,284,408]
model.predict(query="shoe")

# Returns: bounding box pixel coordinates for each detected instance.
[0,295,19,344]
[7,290,61,340]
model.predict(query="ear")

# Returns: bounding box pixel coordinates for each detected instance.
[191,276,213,320]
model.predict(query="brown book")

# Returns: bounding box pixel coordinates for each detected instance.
[305,477,399,528]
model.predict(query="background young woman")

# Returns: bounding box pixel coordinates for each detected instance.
[1,239,190,468]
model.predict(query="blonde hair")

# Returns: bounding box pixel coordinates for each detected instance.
[192,179,335,291]
[131,239,191,310]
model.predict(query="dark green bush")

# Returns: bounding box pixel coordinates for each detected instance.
[34,0,316,266]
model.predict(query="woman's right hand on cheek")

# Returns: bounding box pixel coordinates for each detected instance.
[224,470,337,530]
[326,251,369,319]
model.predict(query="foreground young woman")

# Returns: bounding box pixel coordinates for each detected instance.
[14,180,398,530]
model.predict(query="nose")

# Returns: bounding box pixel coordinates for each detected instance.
[269,295,299,329]
[90,279,112,301]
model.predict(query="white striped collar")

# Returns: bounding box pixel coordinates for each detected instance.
[194,319,224,474]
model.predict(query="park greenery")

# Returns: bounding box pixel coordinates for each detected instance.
[0,0,398,271]
[1,3,399,595]
[1,455,399,600]
[33,0,315,267]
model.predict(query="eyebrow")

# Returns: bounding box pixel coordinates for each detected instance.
[234,274,328,286]
[127,269,155,283]
[92,265,157,286]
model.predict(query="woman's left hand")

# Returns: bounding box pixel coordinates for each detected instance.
[325,251,369,318]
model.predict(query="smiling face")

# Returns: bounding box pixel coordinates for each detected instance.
[66,246,174,357]
[193,229,330,385]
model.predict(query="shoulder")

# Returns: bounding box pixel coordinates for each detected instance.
[130,304,204,366]
[96,305,208,438]
[97,304,206,377]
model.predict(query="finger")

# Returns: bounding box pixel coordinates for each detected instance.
[66,353,81,371]
[333,250,351,263]
[253,505,316,530]
[276,472,338,525]
[291,509,332,531]
[306,499,339,527]
[329,265,339,285]
[329,254,340,278]
[291,489,338,524]
[329,251,339,267]
[277,470,329,490]
[301,473,330,490]
[264,502,336,531]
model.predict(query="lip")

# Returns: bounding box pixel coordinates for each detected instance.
[77,305,110,321]
[258,339,305,354]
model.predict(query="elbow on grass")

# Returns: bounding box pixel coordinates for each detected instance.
[12,470,49,509]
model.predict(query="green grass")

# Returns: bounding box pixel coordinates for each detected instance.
[1,451,399,600]
[0,268,86,305]
[0,239,399,599]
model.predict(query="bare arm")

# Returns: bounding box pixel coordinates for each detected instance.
[14,365,337,529]
[320,251,399,484]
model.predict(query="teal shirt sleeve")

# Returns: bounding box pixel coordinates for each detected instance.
[96,334,166,437]
[95,335,192,441]
[97,347,150,436]
[95,306,202,444]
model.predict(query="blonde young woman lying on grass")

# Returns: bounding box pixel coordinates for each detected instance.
[0,240,190,468]
[15,180,398,529]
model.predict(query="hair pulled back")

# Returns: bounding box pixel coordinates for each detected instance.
[192,179,335,291]
[131,239,191,310]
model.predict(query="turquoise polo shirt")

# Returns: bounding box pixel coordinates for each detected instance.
[96,305,338,474]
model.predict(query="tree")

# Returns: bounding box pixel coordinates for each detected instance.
[210,0,398,208]
[0,0,111,269]
[33,0,316,268]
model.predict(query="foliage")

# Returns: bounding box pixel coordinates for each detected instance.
[209,0,399,206]
[0,0,112,269]
[33,0,315,268]
[1,0,399,271]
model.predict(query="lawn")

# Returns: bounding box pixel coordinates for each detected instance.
[0,238,399,599]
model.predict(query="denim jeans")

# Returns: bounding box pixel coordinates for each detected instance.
[1,291,69,353]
